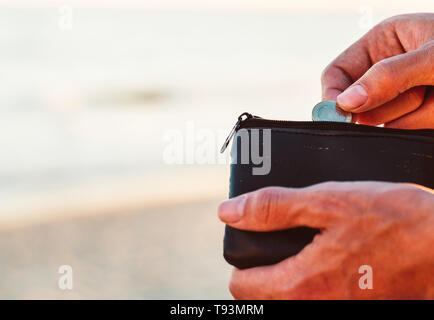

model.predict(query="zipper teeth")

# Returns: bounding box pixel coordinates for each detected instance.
[239,117,434,137]
[246,118,353,129]
[220,113,434,154]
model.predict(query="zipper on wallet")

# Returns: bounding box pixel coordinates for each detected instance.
[220,112,254,153]
[220,112,434,154]
[220,112,364,153]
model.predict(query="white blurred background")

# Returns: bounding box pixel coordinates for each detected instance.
[0,0,432,299]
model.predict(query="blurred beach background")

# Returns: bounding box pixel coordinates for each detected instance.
[0,0,432,299]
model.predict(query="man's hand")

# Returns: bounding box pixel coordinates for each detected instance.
[321,13,434,129]
[218,182,434,299]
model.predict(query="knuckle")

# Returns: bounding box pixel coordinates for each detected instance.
[407,86,425,103]
[372,59,394,80]
[320,64,332,83]
[381,13,415,26]
[320,63,343,89]
[307,181,356,215]
[251,187,281,224]
[256,186,279,202]
[312,181,343,194]
[366,59,397,91]
[363,17,391,38]
[375,14,405,31]
[378,16,395,28]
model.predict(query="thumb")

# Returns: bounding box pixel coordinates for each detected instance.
[218,185,344,231]
[337,41,434,113]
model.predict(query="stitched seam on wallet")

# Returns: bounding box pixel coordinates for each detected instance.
[246,128,434,145]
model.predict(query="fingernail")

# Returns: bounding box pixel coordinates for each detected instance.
[337,85,368,110]
[218,195,247,223]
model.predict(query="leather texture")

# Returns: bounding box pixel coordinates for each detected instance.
[224,123,434,269]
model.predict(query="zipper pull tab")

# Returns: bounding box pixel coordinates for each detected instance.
[220,112,253,153]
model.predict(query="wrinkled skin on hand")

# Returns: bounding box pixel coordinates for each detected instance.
[218,182,434,299]
[218,13,434,300]
[321,13,434,129]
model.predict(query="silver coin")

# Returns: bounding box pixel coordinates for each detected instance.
[312,100,352,123]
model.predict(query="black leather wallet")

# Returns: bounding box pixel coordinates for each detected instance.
[222,113,434,269]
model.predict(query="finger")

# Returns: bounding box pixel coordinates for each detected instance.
[357,86,426,125]
[321,41,372,101]
[385,87,434,129]
[229,265,277,299]
[321,22,408,102]
[337,41,434,113]
[321,67,351,101]
[218,182,351,231]
[230,233,332,299]
[229,253,309,299]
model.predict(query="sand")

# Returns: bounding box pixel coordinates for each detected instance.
[0,198,233,299]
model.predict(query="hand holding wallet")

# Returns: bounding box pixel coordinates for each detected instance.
[222,113,434,269]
